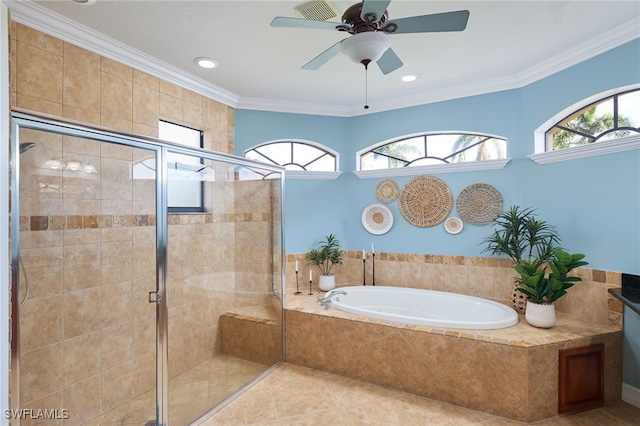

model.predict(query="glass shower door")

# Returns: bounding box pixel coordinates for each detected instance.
[14,123,160,425]
[165,152,284,425]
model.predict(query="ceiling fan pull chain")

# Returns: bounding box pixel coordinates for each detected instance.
[364,62,369,110]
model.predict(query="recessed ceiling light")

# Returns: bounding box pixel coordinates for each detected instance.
[194,57,218,69]
[401,74,419,83]
[71,0,96,4]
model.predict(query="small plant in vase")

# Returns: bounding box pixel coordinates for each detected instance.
[514,248,588,328]
[482,206,561,313]
[307,234,344,292]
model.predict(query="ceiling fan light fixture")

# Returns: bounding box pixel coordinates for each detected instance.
[401,73,418,82]
[340,32,391,65]
[194,57,218,69]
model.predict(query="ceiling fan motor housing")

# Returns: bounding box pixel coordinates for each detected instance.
[341,2,389,34]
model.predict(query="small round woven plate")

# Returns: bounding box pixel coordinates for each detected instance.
[444,216,464,234]
[376,179,399,203]
[398,175,453,228]
[361,203,393,235]
[456,183,503,225]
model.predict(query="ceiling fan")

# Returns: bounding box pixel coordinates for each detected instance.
[271,0,470,75]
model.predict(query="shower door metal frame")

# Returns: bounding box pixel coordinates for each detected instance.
[9,110,286,425]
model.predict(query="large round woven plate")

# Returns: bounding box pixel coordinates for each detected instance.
[398,176,453,228]
[456,183,503,225]
[361,203,393,235]
[376,179,399,203]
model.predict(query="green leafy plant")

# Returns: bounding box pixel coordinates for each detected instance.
[514,248,589,304]
[307,234,344,276]
[482,206,560,263]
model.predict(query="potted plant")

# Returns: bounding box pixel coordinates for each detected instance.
[482,206,561,313]
[307,234,344,291]
[514,248,588,328]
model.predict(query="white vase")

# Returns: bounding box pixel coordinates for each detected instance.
[525,301,556,328]
[318,273,336,291]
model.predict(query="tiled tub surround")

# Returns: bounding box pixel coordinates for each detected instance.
[285,294,622,423]
[283,252,624,423]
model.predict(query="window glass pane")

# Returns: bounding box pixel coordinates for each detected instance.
[255,143,292,166]
[306,155,335,171]
[619,90,640,128]
[293,143,326,167]
[546,89,640,151]
[361,133,507,170]
[245,141,336,171]
[159,121,204,211]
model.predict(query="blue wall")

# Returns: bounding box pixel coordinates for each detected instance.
[236,39,639,272]
[235,38,640,388]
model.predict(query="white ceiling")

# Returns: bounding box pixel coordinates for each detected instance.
[10,0,640,116]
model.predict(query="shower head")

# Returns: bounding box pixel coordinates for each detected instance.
[19,143,36,154]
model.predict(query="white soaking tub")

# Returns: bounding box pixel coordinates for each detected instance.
[325,285,518,329]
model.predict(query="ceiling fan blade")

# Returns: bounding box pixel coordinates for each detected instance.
[302,40,344,70]
[388,10,470,34]
[377,47,403,75]
[360,0,391,21]
[270,16,351,31]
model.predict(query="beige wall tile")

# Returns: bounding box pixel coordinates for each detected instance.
[63,59,101,112]
[62,375,102,426]
[102,361,133,412]
[102,281,133,327]
[17,42,63,103]
[63,42,100,68]
[159,92,182,121]
[19,294,63,352]
[63,331,101,386]
[133,69,159,90]
[101,321,133,371]
[159,79,182,98]
[63,287,101,339]
[101,57,132,80]
[100,72,132,121]
[17,23,63,54]
[20,343,63,404]
[133,83,160,127]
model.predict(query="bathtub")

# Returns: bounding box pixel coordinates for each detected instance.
[326,286,518,329]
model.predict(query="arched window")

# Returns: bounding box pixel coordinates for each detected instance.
[545,88,640,151]
[359,133,507,171]
[245,140,340,179]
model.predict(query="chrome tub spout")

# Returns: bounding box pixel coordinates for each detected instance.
[317,290,347,310]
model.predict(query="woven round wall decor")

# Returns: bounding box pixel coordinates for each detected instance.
[456,183,503,225]
[376,179,399,203]
[398,175,453,228]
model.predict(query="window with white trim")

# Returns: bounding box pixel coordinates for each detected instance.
[545,88,640,151]
[359,133,507,171]
[159,120,205,212]
[245,140,337,172]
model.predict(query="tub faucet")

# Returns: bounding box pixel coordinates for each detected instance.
[317,290,347,310]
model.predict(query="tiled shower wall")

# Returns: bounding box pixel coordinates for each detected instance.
[10,22,280,425]
[286,251,624,329]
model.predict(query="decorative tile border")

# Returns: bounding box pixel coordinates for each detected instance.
[19,212,273,230]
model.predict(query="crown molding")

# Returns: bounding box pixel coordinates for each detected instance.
[7,1,639,117]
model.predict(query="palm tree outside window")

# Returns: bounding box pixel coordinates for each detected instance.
[359,133,507,171]
[545,89,640,151]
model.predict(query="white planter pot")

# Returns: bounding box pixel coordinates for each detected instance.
[318,273,336,291]
[525,301,556,328]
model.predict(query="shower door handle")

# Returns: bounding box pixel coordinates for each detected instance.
[149,291,161,304]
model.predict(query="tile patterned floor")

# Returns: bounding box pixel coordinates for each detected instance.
[199,363,640,426]
[86,355,268,426]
